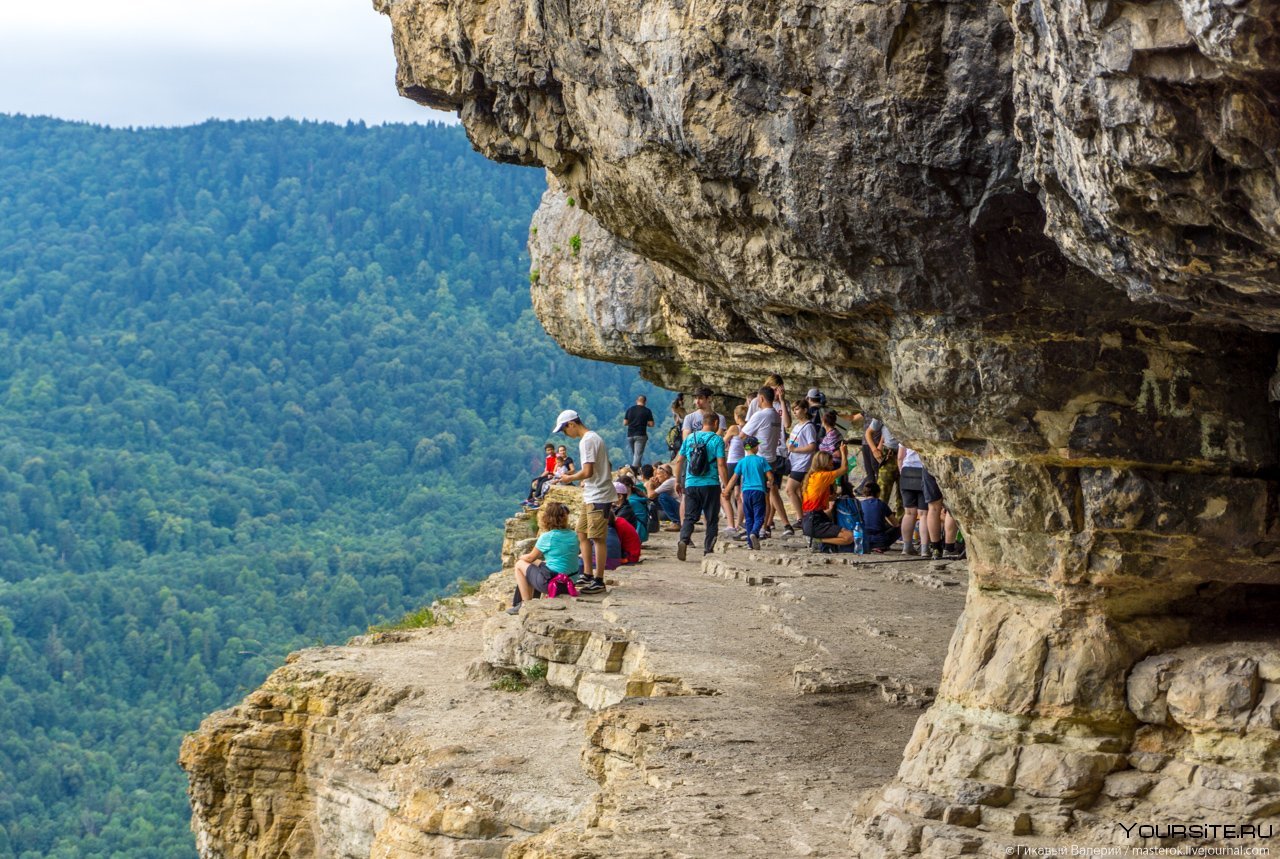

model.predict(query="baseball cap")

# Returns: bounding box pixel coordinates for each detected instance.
[614,481,628,496]
[742,435,759,449]
[552,409,579,433]
[807,387,822,399]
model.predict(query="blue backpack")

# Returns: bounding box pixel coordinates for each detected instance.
[833,496,865,554]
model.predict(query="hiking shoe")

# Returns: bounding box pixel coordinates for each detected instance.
[809,541,826,554]
[943,545,966,560]
[931,546,944,561]
[783,525,795,537]
[506,605,521,615]
[676,541,688,561]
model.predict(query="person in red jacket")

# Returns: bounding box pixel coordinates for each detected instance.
[613,514,642,565]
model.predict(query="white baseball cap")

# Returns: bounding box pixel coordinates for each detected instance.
[552,409,580,434]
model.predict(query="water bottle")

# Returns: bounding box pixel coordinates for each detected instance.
[853,521,865,554]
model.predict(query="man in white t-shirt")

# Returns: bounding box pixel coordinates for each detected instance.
[741,385,792,535]
[554,409,617,594]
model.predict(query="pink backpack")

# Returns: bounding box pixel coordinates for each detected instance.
[545,574,579,598]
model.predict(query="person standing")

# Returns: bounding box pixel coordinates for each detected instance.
[783,400,819,537]
[553,409,616,594]
[622,395,656,469]
[673,412,728,561]
[742,385,792,538]
[681,386,728,439]
[721,436,772,549]
[866,418,901,517]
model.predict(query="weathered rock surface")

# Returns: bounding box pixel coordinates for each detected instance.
[183,532,967,857]
[371,0,1280,851]
[373,0,1280,850]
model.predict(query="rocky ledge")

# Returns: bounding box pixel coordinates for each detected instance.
[182,532,967,857]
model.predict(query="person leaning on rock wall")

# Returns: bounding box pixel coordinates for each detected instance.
[552,409,615,595]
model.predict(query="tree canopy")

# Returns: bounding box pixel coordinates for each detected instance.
[0,114,665,858]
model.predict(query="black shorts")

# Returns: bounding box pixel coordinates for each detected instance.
[901,487,925,510]
[922,472,943,504]
[801,510,843,539]
[771,456,790,481]
[788,470,808,485]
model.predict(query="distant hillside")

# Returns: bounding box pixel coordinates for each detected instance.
[0,115,664,858]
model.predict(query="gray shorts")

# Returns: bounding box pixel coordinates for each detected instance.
[524,562,554,593]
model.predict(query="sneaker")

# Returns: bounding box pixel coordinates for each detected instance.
[902,543,914,556]
[506,605,521,615]
[745,534,756,550]
[677,541,688,561]
[732,530,749,541]
[931,545,944,561]
[578,578,606,594]
[943,544,966,560]
[783,525,796,537]
[809,541,826,554]
[762,527,773,539]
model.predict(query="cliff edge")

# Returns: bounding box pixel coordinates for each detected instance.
[182,533,967,857]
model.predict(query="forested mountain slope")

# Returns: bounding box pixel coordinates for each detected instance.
[0,115,661,858]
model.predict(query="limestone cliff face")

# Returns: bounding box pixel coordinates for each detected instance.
[375,0,1280,851]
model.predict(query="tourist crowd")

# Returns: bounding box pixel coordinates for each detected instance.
[508,379,965,612]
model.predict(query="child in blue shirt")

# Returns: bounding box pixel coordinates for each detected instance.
[721,436,773,549]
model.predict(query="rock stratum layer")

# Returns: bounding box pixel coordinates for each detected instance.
[375,0,1280,852]
[189,0,1280,854]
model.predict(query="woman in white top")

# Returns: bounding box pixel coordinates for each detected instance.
[783,400,819,538]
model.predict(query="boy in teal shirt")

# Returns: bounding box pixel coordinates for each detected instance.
[722,436,772,549]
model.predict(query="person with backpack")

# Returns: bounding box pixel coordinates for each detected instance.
[720,435,772,549]
[799,451,855,551]
[673,411,728,561]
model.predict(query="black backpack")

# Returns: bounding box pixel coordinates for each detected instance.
[646,498,660,532]
[688,432,712,477]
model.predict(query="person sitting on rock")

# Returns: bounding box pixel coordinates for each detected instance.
[613,508,642,565]
[509,502,579,615]
[616,475,650,542]
[857,482,900,553]
[646,463,681,529]
[799,451,854,551]
[524,442,557,508]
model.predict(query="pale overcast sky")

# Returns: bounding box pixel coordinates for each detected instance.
[0,0,452,127]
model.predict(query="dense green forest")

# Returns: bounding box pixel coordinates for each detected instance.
[0,115,664,858]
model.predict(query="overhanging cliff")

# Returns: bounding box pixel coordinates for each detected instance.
[371,0,1280,852]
